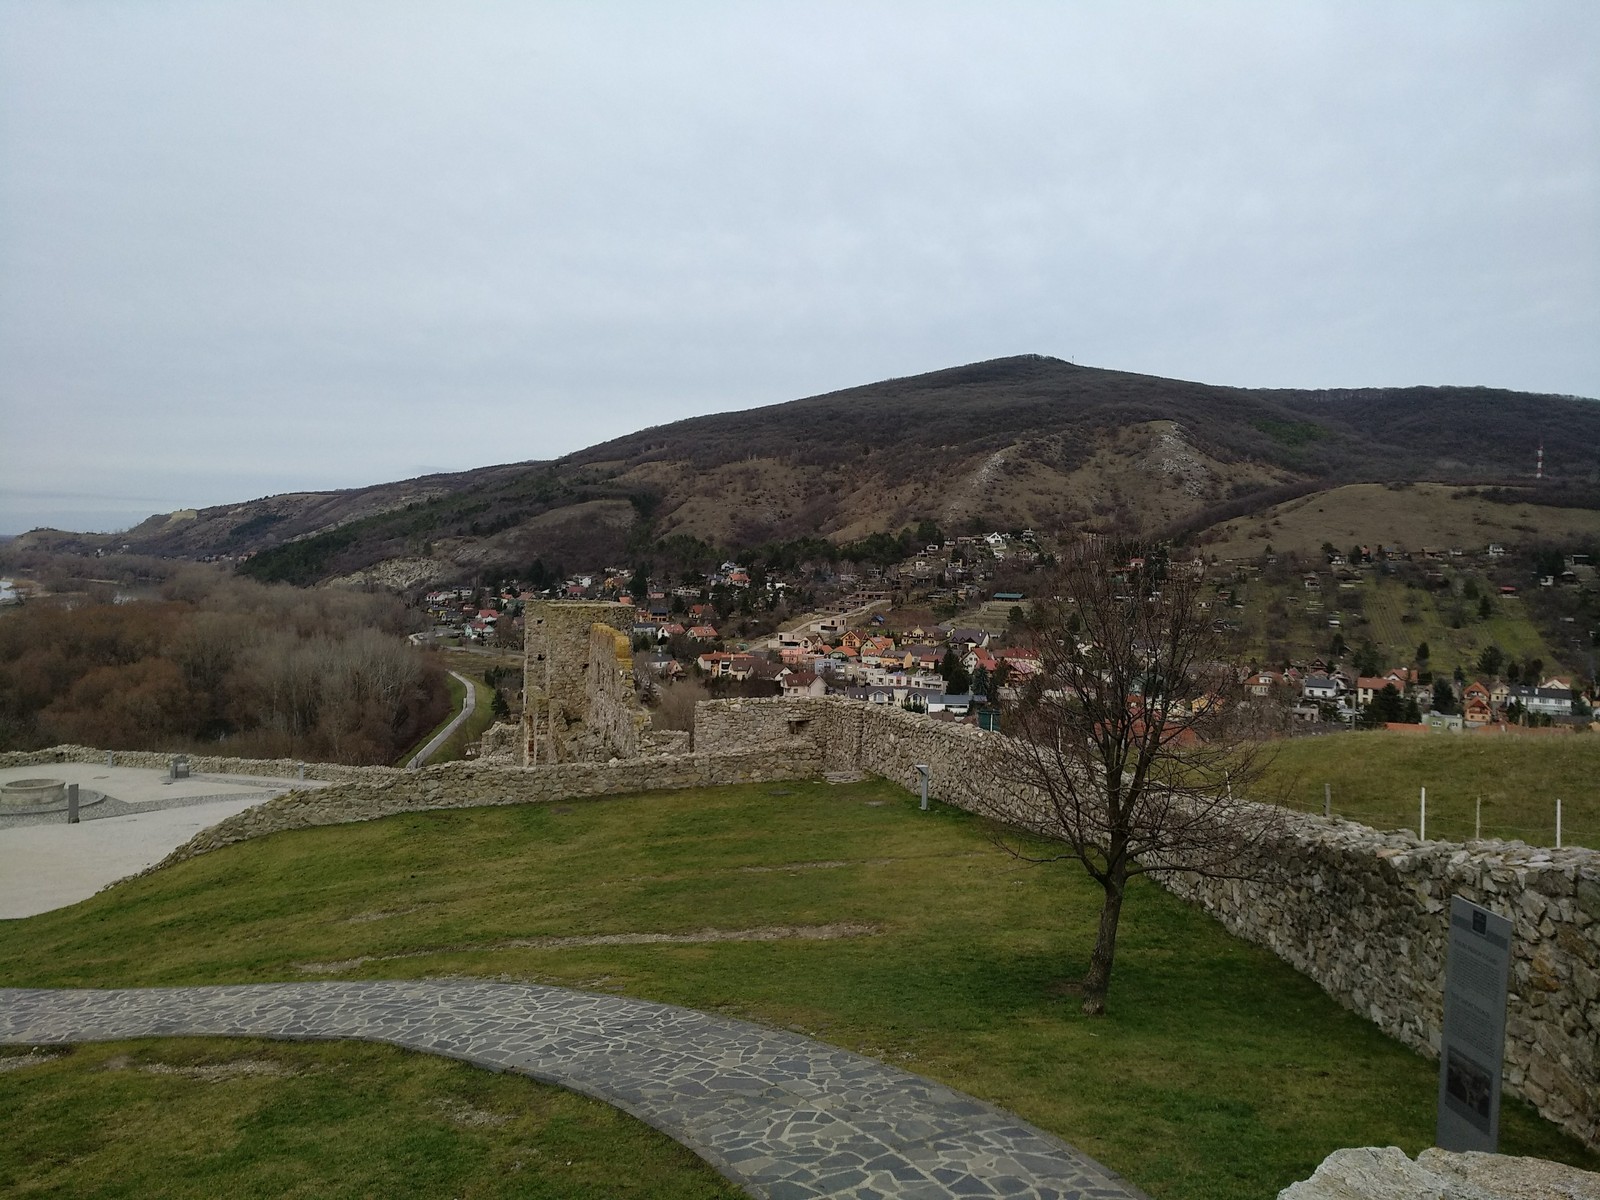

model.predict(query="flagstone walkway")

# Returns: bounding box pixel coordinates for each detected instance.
[1,980,1147,1200]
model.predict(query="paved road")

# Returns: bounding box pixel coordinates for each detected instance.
[0,981,1148,1200]
[406,670,477,769]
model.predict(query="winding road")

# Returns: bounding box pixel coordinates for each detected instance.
[406,670,477,769]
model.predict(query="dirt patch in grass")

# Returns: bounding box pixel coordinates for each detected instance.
[0,1051,62,1072]
[294,922,883,974]
[431,1097,513,1128]
[507,923,881,949]
[96,1053,299,1081]
[738,859,852,873]
[339,908,420,924]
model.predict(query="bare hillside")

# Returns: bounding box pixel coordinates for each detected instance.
[18,356,1599,585]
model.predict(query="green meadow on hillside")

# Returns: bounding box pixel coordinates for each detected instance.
[1259,730,1599,847]
[2,780,1595,1199]
[1229,569,1571,679]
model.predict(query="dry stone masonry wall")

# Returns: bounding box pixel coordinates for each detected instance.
[694,696,1600,1151]
[13,688,1598,1151]
[0,744,397,783]
[585,622,653,760]
[1159,821,1600,1149]
[1,738,821,881]
[120,748,820,873]
[522,601,641,764]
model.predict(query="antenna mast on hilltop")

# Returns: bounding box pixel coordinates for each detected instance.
[1536,441,1544,481]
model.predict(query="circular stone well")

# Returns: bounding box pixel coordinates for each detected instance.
[0,778,67,809]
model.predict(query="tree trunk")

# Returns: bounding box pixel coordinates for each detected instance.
[1080,862,1128,1016]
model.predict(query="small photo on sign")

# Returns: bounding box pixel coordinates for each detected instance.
[1446,1047,1492,1120]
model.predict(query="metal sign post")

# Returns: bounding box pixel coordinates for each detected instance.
[1436,896,1512,1152]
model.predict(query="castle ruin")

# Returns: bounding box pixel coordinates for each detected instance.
[521,601,682,764]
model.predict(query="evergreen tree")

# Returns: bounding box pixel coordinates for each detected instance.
[971,665,992,699]
[1361,683,1407,726]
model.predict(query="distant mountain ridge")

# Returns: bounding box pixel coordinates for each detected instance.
[16,356,1600,586]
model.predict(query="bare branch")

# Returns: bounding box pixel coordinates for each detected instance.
[968,537,1288,1013]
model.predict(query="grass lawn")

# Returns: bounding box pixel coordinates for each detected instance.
[433,672,495,764]
[2,780,1596,1198]
[1260,730,1600,847]
[395,669,471,766]
[0,1037,740,1199]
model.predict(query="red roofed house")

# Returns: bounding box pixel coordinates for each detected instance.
[965,646,999,675]
[696,652,755,680]
[1462,681,1493,726]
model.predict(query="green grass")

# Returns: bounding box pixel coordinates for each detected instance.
[1237,573,1567,678]
[395,670,470,766]
[434,672,496,763]
[3,781,1596,1197]
[0,1038,739,1199]
[1260,731,1599,847]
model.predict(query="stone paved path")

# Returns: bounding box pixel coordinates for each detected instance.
[0,981,1148,1199]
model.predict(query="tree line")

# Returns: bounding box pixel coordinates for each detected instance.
[0,566,449,764]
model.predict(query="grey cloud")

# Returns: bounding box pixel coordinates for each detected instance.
[2,0,1596,533]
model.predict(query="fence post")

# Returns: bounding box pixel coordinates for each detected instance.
[1556,798,1562,849]
[1420,786,1427,842]
[1323,782,1330,818]
[1475,795,1481,841]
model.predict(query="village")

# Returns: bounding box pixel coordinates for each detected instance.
[416,530,1598,738]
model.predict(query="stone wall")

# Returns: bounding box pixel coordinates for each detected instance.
[14,693,1599,1150]
[1158,822,1600,1149]
[694,696,1600,1150]
[147,746,822,872]
[0,744,396,783]
[694,696,993,804]
[522,600,638,764]
[586,622,652,760]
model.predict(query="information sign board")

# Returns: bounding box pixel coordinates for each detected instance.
[1436,895,1512,1152]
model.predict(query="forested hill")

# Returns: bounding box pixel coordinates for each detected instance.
[16,356,1600,587]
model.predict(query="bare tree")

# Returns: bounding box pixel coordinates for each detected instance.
[650,677,711,732]
[981,539,1283,1015]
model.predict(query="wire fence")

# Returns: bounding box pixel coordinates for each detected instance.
[1280,785,1594,850]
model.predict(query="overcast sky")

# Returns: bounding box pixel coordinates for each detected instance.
[2,2,1596,535]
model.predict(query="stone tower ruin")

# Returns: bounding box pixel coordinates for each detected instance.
[522,600,653,765]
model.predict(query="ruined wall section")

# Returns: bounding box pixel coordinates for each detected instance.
[147,747,822,874]
[691,696,1600,1150]
[1158,828,1600,1148]
[0,744,400,783]
[585,622,653,761]
[523,601,638,765]
[15,689,1599,1149]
